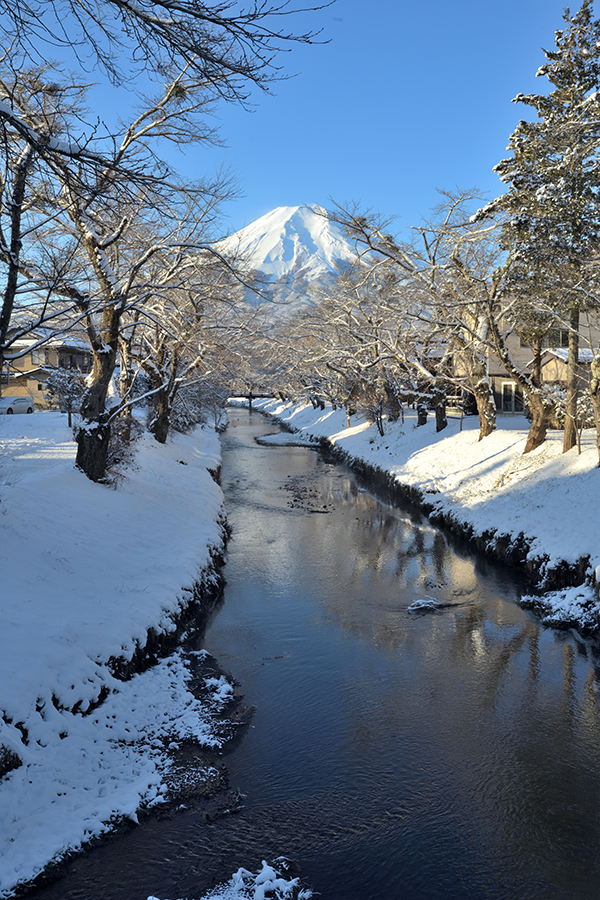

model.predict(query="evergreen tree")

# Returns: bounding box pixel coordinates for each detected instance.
[491,0,600,452]
[44,367,86,427]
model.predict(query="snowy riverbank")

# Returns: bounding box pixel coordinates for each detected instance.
[247,398,600,634]
[0,412,238,898]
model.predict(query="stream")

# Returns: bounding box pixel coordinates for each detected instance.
[29,407,600,899]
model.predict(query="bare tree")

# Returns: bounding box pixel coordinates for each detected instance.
[124,251,222,443]
[44,366,86,426]
[0,64,237,479]
[0,65,108,392]
[323,193,500,440]
[324,191,559,453]
[297,264,448,434]
[0,0,330,95]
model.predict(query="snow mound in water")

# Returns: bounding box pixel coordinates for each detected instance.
[148,858,312,899]
[407,597,443,611]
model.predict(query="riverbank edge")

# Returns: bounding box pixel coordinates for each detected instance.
[249,402,600,636]
[0,505,231,772]
[11,526,258,900]
[0,419,254,900]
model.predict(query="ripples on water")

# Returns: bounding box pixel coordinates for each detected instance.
[28,409,600,900]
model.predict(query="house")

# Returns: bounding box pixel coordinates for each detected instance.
[488,320,600,414]
[538,346,595,387]
[1,333,93,408]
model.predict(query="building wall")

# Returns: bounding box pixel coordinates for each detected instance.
[1,343,92,407]
[488,318,600,414]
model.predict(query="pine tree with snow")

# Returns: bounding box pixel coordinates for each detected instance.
[44,367,86,427]
[491,0,600,452]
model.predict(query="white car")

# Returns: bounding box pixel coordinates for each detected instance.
[0,396,35,414]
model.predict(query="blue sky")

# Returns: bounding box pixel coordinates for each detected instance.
[174,0,573,237]
[81,0,577,238]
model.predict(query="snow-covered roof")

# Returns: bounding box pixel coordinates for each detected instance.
[9,334,91,352]
[542,347,595,363]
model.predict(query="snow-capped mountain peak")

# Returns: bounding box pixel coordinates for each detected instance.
[219,205,356,282]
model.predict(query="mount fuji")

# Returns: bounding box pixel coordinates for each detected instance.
[218,205,357,314]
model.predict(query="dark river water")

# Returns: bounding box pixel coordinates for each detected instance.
[30,408,600,900]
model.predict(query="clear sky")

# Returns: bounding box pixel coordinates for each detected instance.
[171,0,574,237]
[78,0,580,238]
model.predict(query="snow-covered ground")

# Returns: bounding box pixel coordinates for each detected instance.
[247,398,600,633]
[0,412,238,898]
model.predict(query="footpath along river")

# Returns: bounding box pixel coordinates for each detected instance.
[29,408,600,900]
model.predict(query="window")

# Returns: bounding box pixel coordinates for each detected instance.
[31,349,45,365]
[502,382,524,414]
[37,383,43,391]
[546,329,570,348]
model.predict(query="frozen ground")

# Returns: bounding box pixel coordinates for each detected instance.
[247,398,600,633]
[0,412,234,898]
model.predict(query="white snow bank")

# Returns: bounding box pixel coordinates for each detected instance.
[249,398,600,631]
[0,412,228,896]
[0,650,232,897]
[149,859,312,900]
[520,585,600,630]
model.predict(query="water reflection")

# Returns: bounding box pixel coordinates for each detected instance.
[215,411,600,900]
[27,408,600,900]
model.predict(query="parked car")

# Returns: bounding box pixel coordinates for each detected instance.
[0,396,35,414]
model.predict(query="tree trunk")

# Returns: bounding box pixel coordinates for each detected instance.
[433,392,447,432]
[590,353,600,466]
[523,391,550,454]
[75,418,111,482]
[531,335,543,388]
[486,308,553,453]
[119,336,131,403]
[76,342,117,480]
[0,147,35,390]
[464,348,497,441]
[374,402,385,436]
[472,378,496,440]
[117,338,133,443]
[150,388,170,444]
[563,306,580,453]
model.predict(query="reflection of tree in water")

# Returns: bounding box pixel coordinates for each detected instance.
[501,647,600,894]
[444,617,600,893]
[332,577,600,896]
[315,528,453,652]
[310,477,486,653]
[227,421,600,897]
[341,496,449,590]
[279,445,600,890]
